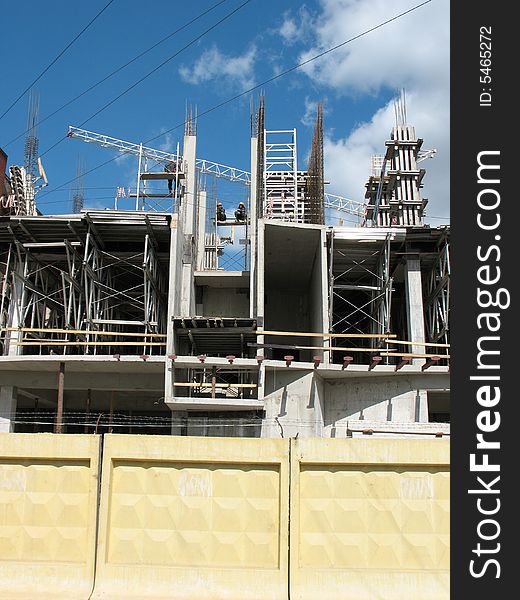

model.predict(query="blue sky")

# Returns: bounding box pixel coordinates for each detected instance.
[0,0,449,224]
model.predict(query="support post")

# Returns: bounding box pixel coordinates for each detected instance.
[249,134,258,317]
[404,256,426,362]
[0,386,17,432]
[109,390,114,433]
[196,189,207,270]
[211,366,217,400]
[85,388,91,433]
[180,130,197,315]
[164,215,180,404]
[54,362,65,434]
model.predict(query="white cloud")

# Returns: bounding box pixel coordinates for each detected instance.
[279,17,298,42]
[301,96,330,129]
[301,97,319,126]
[294,0,450,220]
[179,45,256,91]
[278,7,313,46]
[157,131,179,154]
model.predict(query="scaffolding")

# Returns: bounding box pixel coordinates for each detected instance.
[201,177,250,272]
[257,100,326,224]
[0,212,169,356]
[424,229,450,349]
[330,231,397,355]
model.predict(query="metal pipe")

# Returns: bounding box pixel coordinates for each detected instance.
[54,362,65,433]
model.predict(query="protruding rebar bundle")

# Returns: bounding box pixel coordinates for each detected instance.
[255,95,265,219]
[185,103,197,136]
[72,156,86,213]
[394,88,407,127]
[24,91,39,179]
[306,102,325,224]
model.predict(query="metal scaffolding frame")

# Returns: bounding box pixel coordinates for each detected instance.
[371,234,393,337]
[424,231,450,348]
[263,129,304,222]
[0,213,169,356]
[200,177,249,272]
[331,235,393,345]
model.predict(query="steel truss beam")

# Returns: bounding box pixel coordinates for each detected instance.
[1,224,167,356]
[68,125,366,219]
[424,233,450,347]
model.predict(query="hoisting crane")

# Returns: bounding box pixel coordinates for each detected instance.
[67,125,367,220]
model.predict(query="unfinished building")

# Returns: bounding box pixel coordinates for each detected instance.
[0,98,450,438]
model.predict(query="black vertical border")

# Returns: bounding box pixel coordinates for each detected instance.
[451,2,514,597]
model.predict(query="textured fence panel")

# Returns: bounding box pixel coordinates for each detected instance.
[289,438,450,600]
[0,433,100,599]
[91,435,290,600]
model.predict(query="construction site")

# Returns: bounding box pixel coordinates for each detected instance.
[0,95,450,439]
[0,1,455,595]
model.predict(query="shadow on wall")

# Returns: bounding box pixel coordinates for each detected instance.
[322,374,450,427]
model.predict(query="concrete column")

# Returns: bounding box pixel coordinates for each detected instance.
[255,219,265,359]
[404,257,426,359]
[261,371,324,438]
[182,133,197,236]
[0,262,24,430]
[249,136,258,318]
[5,262,24,357]
[318,229,330,366]
[164,216,180,403]
[180,133,197,316]
[195,190,207,271]
[0,386,17,432]
[415,389,429,423]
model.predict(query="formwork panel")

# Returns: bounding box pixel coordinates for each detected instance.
[92,435,289,600]
[290,438,450,600]
[0,433,100,599]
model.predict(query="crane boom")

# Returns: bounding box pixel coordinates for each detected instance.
[67,125,366,217]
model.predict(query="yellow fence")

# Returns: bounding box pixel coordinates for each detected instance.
[0,434,449,599]
[290,438,450,600]
[0,433,100,599]
[92,435,289,600]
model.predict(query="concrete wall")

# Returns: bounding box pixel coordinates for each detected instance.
[290,437,449,599]
[0,434,449,600]
[261,369,449,439]
[323,373,450,436]
[0,386,16,432]
[261,370,324,438]
[0,433,100,598]
[309,229,329,362]
[200,286,249,318]
[92,435,290,600]
[265,289,309,332]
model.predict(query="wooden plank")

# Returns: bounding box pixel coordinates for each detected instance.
[12,341,166,347]
[258,330,396,339]
[384,338,450,348]
[379,352,450,359]
[250,343,384,353]
[2,327,166,338]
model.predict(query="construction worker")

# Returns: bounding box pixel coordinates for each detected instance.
[164,160,177,194]
[216,202,226,222]
[234,202,247,222]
